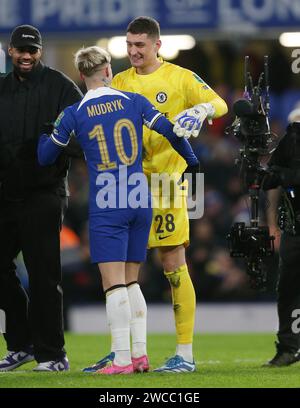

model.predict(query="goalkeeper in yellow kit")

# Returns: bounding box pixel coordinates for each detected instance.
[112,16,228,372]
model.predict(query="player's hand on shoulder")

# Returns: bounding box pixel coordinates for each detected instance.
[41,122,55,136]
[178,162,201,196]
[173,103,215,139]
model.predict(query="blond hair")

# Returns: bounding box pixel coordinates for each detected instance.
[74,46,111,77]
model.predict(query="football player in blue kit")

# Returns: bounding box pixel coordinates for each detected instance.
[38,46,200,374]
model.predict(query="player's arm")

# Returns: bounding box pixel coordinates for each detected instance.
[57,78,83,159]
[140,95,199,167]
[38,107,76,165]
[173,71,228,138]
[153,116,199,167]
[140,94,200,193]
[153,114,201,195]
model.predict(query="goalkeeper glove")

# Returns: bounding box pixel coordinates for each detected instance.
[173,103,215,139]
[177,162,201,196]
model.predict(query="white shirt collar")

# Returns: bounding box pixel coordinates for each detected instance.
[77,87,130,111]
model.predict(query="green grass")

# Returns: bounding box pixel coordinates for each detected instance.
[0,333,300,388]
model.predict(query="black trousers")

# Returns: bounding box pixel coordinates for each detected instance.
[0,190,67,362]
[277,233,300,351]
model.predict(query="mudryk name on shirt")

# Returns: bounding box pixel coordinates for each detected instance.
[87,99,124,117]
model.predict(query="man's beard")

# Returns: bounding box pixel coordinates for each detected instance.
[14,61,39,80]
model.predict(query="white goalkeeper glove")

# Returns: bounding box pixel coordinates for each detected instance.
[173,103,215,138]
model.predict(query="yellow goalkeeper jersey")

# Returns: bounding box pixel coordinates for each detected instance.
[112,59,227,177]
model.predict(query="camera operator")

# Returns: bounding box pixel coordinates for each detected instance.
[262,110,300,367]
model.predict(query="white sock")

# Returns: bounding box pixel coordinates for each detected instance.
[176,344,193,363]
[127,283,147,358]
[106,287,131,366]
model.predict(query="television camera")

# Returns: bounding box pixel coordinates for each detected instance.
[227,56,278,290]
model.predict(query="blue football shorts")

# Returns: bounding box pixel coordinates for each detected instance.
[89,206,152,263]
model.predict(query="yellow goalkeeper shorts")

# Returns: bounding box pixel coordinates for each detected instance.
[148,194,189,248]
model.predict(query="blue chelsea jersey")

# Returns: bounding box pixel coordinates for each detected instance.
[50,87,162,213]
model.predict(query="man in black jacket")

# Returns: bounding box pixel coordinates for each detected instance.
[262,120,300,367]
[0,25,83,371]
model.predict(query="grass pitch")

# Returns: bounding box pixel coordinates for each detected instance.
[0,333,300,388]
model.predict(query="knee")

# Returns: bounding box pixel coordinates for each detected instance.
[162,259,179,273]
[160,246,186,272]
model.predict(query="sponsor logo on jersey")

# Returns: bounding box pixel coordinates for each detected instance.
[54,111,65,127]
[158,234,172,240]
[193,73,210,89]
[193,73,205,83]
[156,92,167,103]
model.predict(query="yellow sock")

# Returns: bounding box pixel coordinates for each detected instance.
[164,264,196,344]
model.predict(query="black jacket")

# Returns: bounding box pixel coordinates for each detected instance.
[263,123,300,232]
[0,62,83,200]
[263,123,300,191]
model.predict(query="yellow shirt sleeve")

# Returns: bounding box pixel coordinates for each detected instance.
[111,74,122,89]
[182,70,228,118]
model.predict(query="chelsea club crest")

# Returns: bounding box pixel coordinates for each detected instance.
[156,92,167,103]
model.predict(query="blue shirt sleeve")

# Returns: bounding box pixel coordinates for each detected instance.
[154,116,199,166]
[38,106,76,165]
[138,94,163,129]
